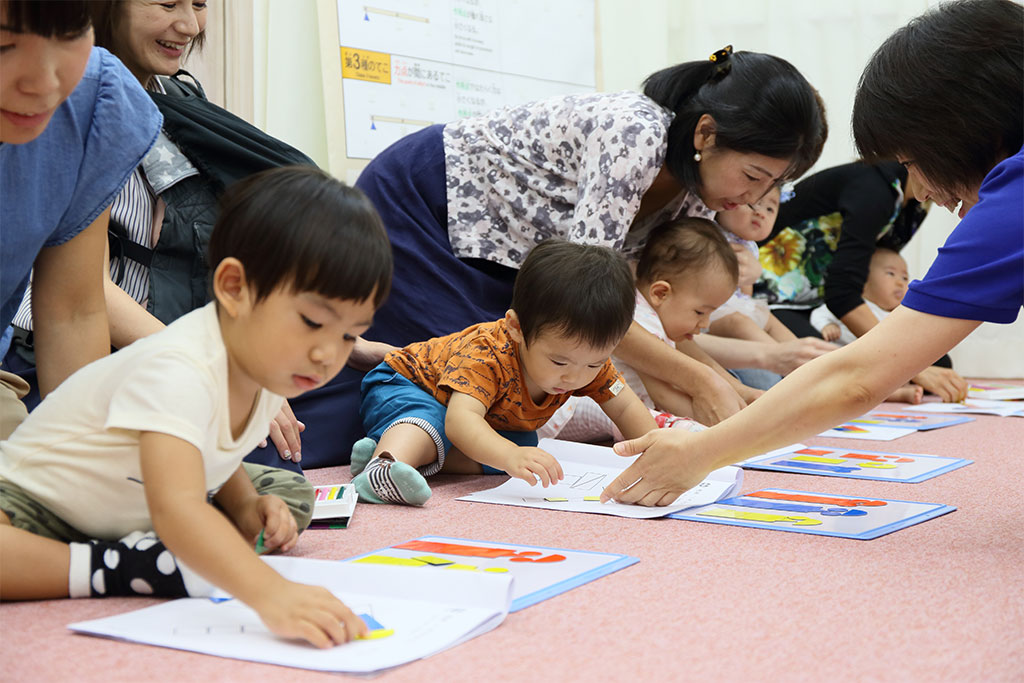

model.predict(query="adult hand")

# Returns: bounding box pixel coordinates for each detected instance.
[599,429,713,506]
[912,366,968,402]
[691,371,746,426]
[260,400,305,462]
[763,337,837,375]
[347,337,397,371]
[731,243,762,292]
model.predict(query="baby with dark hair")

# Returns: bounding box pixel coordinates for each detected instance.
[544,218,740,442]
[350,239,658,506]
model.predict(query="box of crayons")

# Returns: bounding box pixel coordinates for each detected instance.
[310,484,358,529]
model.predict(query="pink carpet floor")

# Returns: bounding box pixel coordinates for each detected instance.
[3,390,1023,682]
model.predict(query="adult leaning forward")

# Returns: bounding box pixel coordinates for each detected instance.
[601,0,1023,506]
[343,47,826,456]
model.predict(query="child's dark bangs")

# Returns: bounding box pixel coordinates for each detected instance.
[4,1,91,38]
[285,217,392,307]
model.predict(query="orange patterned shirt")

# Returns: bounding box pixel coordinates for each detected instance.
[384,319,624,432]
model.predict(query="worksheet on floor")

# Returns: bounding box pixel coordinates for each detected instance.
[458,438,742,518]
[68,560,512,674]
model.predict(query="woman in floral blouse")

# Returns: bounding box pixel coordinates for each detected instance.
[317,47,826,461]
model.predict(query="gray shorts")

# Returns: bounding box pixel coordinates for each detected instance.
[0,463,315,541]
[0,478,90,542]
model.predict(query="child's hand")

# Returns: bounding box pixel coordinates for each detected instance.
[732,243,762,291]
[821,323,841,342]
[254,578,368,648]
[253,494,299,554]
[505,447,564,487]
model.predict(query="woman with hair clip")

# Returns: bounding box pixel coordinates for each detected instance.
[334,45,827,462]
[600,0,1023,506]
[0,0,161,439]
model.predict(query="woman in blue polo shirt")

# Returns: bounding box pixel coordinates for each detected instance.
[598,0,1023,506]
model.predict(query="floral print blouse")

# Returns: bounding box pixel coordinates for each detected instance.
[443,90,712,269]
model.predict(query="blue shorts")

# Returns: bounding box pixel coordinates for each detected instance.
[360,362,537,475]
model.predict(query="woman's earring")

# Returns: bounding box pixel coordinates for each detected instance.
[693,152,702,162]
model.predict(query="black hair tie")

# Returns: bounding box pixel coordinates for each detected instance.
[708,45,733,82]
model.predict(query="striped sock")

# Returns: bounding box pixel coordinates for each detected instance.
[349,437,378,476]
[352,453,431,506]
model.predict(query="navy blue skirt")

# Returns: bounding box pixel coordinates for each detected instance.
[356,123,518,346]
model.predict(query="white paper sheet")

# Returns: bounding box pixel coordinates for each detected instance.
[69,559,512,673]
[343,536,638,612]
[817,423,912,440]
[458,438,742,518]
[741,443,971,483]
[904,399,1024,417]
[968,383,1024,401]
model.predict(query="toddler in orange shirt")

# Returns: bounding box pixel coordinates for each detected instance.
[350,239,658,505]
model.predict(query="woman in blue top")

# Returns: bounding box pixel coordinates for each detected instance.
[599,0,1024,505]
[0,0,161,439]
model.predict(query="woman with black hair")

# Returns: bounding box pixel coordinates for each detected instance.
[341,46,827,453]
[0,0,161,438]
[600,0,1023,506]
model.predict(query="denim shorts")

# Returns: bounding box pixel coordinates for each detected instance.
[360,362,538,475]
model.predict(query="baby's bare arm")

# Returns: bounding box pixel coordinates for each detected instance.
[446,392,563,485]
[598,385,658,439]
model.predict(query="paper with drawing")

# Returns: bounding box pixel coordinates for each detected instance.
[458,438,742,518]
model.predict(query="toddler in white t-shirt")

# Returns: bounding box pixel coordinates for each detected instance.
[0,167,393,648]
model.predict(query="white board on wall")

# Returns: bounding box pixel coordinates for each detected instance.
[318,0,596,180]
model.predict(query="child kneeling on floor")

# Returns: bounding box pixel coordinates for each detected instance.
[350,239,659,505]
[542,217,739,443]
[0,167,392,648]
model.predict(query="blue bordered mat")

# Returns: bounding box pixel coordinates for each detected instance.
[741,443,972,482]
[669,488,956,540]
[342,536,638,612]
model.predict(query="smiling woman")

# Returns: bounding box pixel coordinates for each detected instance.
[90,0,207,88]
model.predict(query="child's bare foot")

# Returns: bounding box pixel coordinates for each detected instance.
[888,384,924,404]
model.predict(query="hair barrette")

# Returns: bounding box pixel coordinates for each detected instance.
[779,182,796,203]
[708,45,733,81]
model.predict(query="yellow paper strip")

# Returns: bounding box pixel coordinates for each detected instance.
[352,555,425,567]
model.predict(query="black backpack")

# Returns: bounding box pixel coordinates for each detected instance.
[108,71,317,323]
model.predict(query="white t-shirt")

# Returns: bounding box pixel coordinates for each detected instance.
[709,231,770,328]
[810,298,890,346]
[0,303,283,539]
